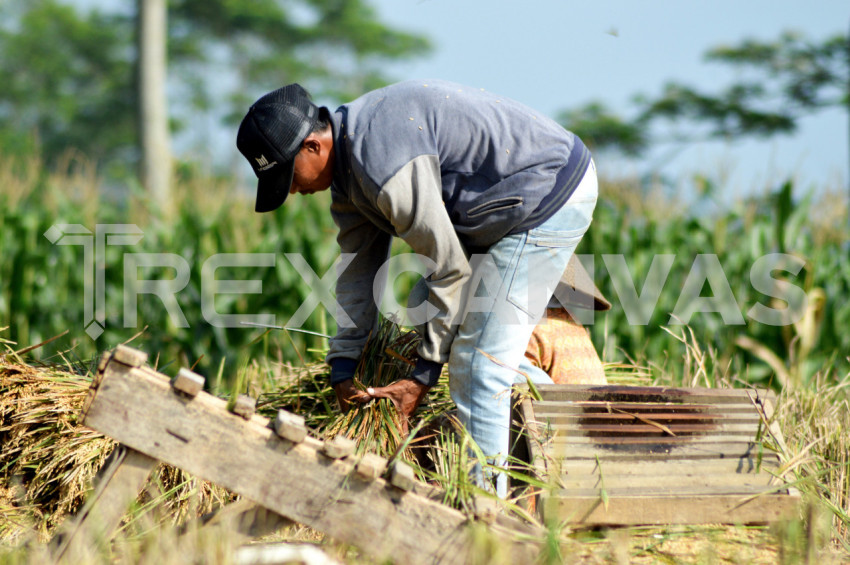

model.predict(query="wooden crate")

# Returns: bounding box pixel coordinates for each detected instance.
[513,384,801,526]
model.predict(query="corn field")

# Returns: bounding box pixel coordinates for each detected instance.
[1,154,847,387]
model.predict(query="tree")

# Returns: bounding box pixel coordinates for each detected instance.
[0,1,136,165]
[560,30,849,185]
[167,0,431,118]
[0,0,430,183]
[557,101,649,158]
[137,0,172,208]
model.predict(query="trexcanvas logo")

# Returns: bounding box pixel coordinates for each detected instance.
[44,224,144,339]
[44,224,277,338]
[43,222,810,338]
[255,154,277,171]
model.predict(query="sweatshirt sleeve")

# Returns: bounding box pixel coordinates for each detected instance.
[376,154,471,366]
[326,190,392,379]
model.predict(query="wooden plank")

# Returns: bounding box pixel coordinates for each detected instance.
[81,359,537,565]
[519,397,549,480]
[549,436,760,446]
[547,451,779,463]
[546,423,761,435]
[532,401,759,414]
[535,384,775,405]
[543,441,767,459]
[51,445,157,563]
[558,457,781,477]
[555,484,791,497]
[532,411,758,421]
[532,412,762,426]
[558,472,786,491]
[545,492,800,526]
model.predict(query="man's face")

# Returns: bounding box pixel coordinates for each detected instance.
[290,135,333,195]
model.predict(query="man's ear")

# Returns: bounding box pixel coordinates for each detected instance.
[301,134,322,154]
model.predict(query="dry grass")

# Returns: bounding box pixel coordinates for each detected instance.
[0,348,233,548]
[2,322,850,563]
[0,353,112,542]
[775,370,850,547]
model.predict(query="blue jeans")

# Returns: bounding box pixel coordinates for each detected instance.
[447,161,598,496]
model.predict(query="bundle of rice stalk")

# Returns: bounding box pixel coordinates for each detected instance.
[0,350,232,543]
[324,319,425,459]
[258,317,455,461]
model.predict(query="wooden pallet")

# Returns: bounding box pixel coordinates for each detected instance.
[513,384,801,526]
[52,345,539,564]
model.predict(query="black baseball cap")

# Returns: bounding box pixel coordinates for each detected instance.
[236,84,319,212]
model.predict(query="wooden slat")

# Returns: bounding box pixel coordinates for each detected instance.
[545,493,799,526]
[549,436,759,446]
[532,411,761,424]
[558,457,781,477]
[533,411,754,421]
[558,472,786,491]
[82,360,537,565]
[543,441,769,460]
[51,445,157,563]
[546,423,760,435]
[535,384,774,405]
[532,401,759,415]
[519,397,548,480]
[555,484,790,497]
[548,452,782,464]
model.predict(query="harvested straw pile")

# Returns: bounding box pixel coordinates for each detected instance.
[0,352,231,543]
[0,355,110,541]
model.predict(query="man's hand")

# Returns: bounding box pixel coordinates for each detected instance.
[333,378,372,412]
[367,379,431,434]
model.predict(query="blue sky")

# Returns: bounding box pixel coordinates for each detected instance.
[368,0,849,198]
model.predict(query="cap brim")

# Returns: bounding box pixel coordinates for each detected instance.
[254,159,295,213]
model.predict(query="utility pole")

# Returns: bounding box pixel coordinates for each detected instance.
[137,0,172,213]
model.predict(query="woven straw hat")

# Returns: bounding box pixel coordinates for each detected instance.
[555,255,611,312]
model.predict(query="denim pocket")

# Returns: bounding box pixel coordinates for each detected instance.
[528,228,590,245]
[505,232,583,319]
[503,194,596,318]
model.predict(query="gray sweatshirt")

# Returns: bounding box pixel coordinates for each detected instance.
[325,80,590,385]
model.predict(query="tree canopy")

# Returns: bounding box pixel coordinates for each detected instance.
[560,30,849,169]
[0,1,135,164]
[0,0,431,170]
